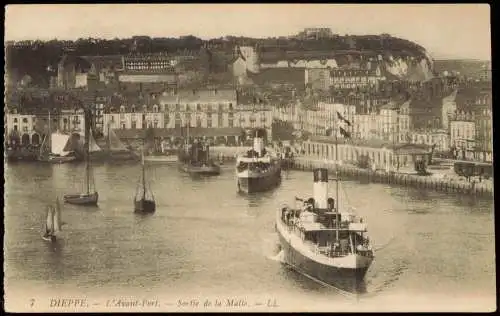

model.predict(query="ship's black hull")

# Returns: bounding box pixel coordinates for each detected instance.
[6,149,39,162]
[63,192,99,206]
[237,169,281,194]
[134,199,156,213]
[277,230,368,293]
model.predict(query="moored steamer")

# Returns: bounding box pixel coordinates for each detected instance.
[236,128,281,194]
[178,124,221,176]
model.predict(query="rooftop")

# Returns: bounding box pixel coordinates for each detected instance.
[158,88,237,104]
[114,127,244,139]
[308,135,432,152]
[247,68,305,87]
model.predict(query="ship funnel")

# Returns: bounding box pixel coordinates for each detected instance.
[313,168,328,209]
[253,129,265,157]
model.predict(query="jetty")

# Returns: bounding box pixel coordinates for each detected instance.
[292,157,493,198]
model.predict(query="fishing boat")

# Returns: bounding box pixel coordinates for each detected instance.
[38,112,77,163]
[236,128,281,193]
[134,146,156,213]
[178,125,221,176]
[79,122,139,163]
[63,129,99,206]
[42,198,63,242]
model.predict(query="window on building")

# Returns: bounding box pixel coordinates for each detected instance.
[154,121,158,128]
[218,113,223,127]
[229,103,233,111]
[207,119,212,128]
[176,104,180,111]
[131,121,137,129]
[175,113,181,129]
[153,105,158,113]
[196,104,201,111]
[122,123,126,129]
[196,116,202,128]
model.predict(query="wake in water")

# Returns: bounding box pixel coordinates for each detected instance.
[269,248,285,262]
[261,232,283,261]
[372,235,396,252]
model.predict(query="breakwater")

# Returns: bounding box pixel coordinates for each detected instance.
[292,157,493,198]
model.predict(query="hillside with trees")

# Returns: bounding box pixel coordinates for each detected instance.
[6,34,434,88]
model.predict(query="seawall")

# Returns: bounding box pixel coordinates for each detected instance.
[292,157,493,199]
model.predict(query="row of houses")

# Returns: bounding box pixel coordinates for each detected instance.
[5,88,274,145]
[273,87,493,162]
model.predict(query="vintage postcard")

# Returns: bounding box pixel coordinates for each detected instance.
[3,3,494,313]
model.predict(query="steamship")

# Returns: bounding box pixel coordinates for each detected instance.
[236,129,281,194]
[178,140,221,176]
[276,168,374,291]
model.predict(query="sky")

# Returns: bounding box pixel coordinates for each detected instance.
[4,4,492,60]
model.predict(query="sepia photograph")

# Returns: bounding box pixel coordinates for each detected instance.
[3,3,494,312]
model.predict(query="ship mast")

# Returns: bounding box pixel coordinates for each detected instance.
[86,128,91,194]
[334,110,340,242]
[48,110,51,155]
[142,139,146,200]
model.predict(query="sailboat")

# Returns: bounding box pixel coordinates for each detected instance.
[134,144,156,213]
[42,198,63,242]
[81,122,138,163]
[38,111,77,164]
[63,128,99,206]
[105,122,139,162]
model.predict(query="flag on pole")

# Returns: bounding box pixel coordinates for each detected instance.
[339,127,351,139]
[336,111,351,126]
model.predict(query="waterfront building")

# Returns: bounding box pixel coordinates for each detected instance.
[5,111,38,146]
[300,102,356,137]
[378,99,411,143]
[58,108,86,135]
[450,113,476,160]
[105,88,274,145]
[353,112,382,141]
[441,89,458,131]
[410,129,449,152]
[103,103,164,133]
[303,136,432,172]
[472,92,493,162]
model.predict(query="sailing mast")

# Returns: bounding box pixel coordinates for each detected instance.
[42,110,52,157]
[142,140,146,200]
[334,110,340,242]
[86,129,91,195]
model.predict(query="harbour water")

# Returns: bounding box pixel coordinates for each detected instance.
[4,162,496,312]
